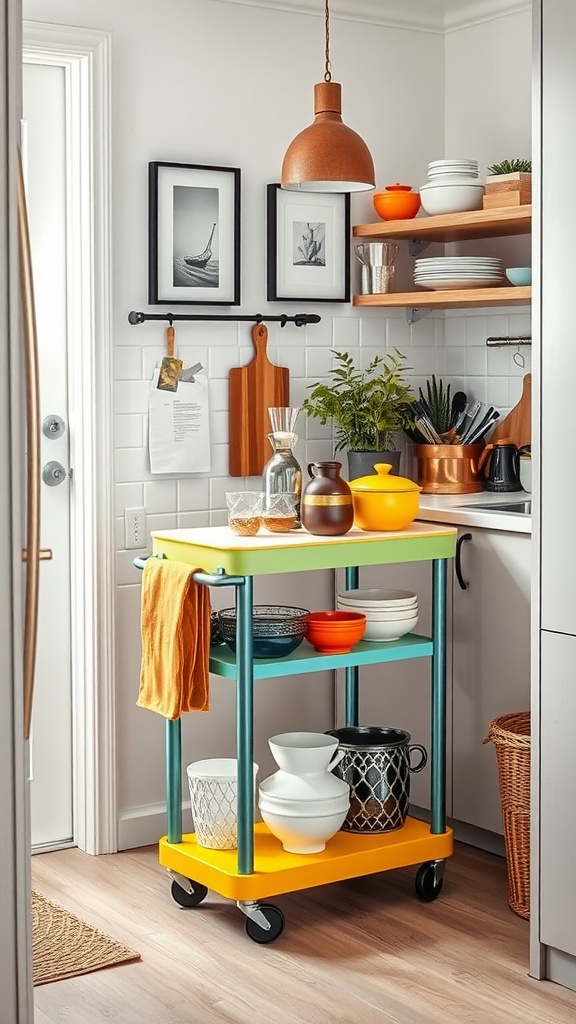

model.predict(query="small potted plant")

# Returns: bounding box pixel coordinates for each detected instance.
[302,349,415,478]
[484,158,532,209]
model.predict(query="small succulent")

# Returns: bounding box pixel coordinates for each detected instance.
[487,158,532,175]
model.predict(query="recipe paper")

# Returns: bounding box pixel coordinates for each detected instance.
[148,366,211,474]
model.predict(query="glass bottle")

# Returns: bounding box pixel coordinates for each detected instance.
[262,407,302,528]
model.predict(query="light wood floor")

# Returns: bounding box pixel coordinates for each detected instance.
[32,841,576,1024]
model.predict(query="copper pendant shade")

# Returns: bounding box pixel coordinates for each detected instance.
[281,2,375,193]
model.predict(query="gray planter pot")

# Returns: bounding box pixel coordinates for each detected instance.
[347,450,401,481]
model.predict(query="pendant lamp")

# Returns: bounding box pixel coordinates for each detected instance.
[281,0,375,193]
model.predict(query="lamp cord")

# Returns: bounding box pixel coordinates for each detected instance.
[324,0,331,82]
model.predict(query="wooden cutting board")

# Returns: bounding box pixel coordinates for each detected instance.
[229,323,290,476]
[490,373,531,448]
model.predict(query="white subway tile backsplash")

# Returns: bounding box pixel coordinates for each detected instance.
[486,376,509,409]
[115,379,150,416]
[359,318,386,349]
[488,344,512,376]
[466,346,487,376]
[333,317,360,349]
[141,347,165,380]
[447,347,466,376]
[208,346,239,377]
[465,315,488,346]
[115,446,151,483]
[115,482,144,517]
[410,315,436,348]
[178,477,210,511]
[209,379,229,412]
[306,346,334,378]
[115,414,144,448]
[144,479,177,514]
[114,347,143,379]
[177,511,210,529]
[210,409,229,445]
[387,316,411,350]
[444,315,466,347]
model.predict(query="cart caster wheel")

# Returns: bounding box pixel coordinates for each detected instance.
[415,862,444,903]
[170,878,208,908]
[245,904,284,944]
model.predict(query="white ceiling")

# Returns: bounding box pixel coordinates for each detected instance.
[211,0,531,32]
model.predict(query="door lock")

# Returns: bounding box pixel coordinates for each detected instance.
[42,414,66,439]
[42,461,68,487]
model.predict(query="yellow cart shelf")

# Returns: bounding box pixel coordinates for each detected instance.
[159,820,454,902]
[147,522,457,942]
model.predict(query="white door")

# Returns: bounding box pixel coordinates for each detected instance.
[23,60,74,850]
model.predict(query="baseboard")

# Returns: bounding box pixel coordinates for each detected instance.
[410,805,505,857]
[117,802,188,851]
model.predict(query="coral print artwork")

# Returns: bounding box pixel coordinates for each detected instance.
[293,221,326,267]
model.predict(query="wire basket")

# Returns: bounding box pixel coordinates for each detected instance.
[186,759,258,850]
[483,711,531,919]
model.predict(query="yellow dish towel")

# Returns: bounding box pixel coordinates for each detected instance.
[137,557,210,719]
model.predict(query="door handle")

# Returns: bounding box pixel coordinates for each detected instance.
[21,549,52,562]
[455,532,472,590]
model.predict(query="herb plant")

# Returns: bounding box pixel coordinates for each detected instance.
[487,158,532,175]
[302,349,415,453]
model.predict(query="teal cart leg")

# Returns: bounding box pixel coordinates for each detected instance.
[344,566,359,727]
[235,575,254,874]
[166,718,182,844]
[430,558,447,834]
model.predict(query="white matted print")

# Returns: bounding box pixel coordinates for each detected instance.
[149,162,241,305]
[267,184,350,302]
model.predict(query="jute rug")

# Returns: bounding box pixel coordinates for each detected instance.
[32,890,141,986]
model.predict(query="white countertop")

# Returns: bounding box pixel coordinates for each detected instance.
[416,490,532,534]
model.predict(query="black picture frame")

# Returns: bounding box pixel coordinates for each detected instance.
[267,184,350,302]
[148,161,241,305]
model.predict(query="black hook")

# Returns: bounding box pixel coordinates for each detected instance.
[167,313,174,327]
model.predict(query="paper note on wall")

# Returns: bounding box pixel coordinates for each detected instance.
[148,366,211,474]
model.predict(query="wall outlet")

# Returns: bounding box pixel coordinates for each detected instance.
[124,507,146,550]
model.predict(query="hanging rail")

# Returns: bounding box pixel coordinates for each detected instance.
[128,310,321,327]
[486,335,531,347]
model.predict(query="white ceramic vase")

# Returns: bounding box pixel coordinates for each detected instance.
[258,732,350,854]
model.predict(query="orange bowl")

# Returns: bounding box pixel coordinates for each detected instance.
[305,611,366,654]
[373,185,421,221]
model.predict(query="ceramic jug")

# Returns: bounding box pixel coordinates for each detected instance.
[301,461,354,536]
[478,437,522,492]
[258,732,350,854]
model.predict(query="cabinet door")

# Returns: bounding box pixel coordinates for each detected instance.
[452,527,531,833]
[540,630,576,959]
[335,560,449,812]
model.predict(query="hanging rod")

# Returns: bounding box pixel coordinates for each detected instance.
[128,310,321,327]
[486,335,532,348]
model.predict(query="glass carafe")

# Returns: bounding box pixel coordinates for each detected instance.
[262,407,302,528]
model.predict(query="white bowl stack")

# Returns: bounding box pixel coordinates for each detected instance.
[336,588,418,642]
[420,158,485,215]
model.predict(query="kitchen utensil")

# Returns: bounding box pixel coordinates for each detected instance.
[415,443,485,494]
[229,323,290,477]
[157,324,183,392]
[490,374,531,448]
[373,185,421,221]
[354,242,399,294]
[506,267,532,286]
[348,463,420,531]
[301,462,354,536]
[419,180,485,215]
[464,406,500,446]
[478,438,522,492]
[305,611,367,654]
[262,407,302,528]
[449,391,467,428]
[218,605,309,658]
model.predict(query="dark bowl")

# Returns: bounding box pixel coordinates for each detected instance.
[218,605,309,659]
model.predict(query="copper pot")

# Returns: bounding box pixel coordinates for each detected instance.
[415,444,485,494]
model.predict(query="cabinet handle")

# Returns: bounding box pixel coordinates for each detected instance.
[455,532,472,590]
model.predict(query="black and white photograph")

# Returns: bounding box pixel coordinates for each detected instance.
[148,162,241,305]
[267,183,350,302]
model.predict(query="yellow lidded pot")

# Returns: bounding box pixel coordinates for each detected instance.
[348,463,421,531]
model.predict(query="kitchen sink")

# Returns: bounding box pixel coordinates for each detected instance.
[456,500,532,515]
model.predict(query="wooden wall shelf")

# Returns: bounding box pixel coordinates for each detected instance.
[353,286,531,310]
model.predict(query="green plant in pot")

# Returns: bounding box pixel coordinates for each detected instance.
[302,349,415,479]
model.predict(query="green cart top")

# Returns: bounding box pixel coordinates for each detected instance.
[151,523,457,577]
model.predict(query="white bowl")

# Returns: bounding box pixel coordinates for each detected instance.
[362,615,419,642]
[268,732,338,775]
[337,601,418,620]
[419,182,485,215]
[259,804,349,854]
[336,588,417,608]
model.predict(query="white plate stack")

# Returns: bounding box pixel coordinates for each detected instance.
[414,255,506,291]
[426,158,480,181]
[336,588,418,642]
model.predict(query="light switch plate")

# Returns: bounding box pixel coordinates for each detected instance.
[124,507,146,549]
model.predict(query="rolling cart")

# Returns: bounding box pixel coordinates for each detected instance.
[145,522,456,943]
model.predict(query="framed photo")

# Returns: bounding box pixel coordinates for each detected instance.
[148,161,241,305]
[267,184,350,302]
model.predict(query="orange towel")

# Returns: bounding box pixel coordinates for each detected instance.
[137,558,210,719]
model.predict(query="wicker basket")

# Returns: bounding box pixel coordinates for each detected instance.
[483,711,531,920]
